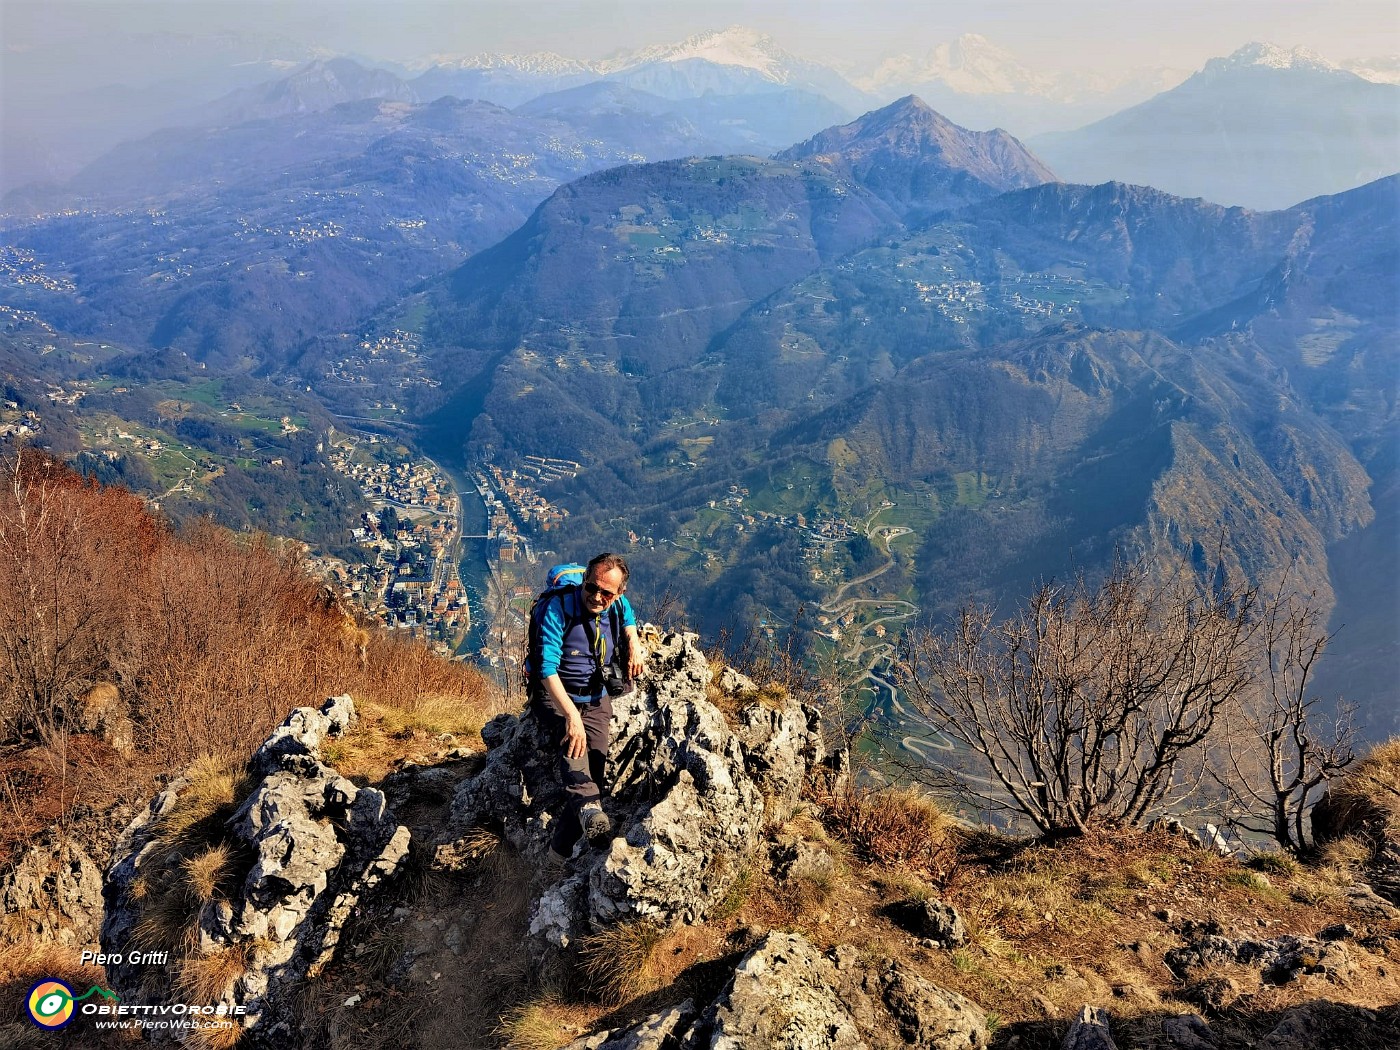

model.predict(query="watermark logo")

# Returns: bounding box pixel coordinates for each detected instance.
[26,979,119,1030]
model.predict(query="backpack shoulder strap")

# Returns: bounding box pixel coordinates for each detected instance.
[527,585,579,685]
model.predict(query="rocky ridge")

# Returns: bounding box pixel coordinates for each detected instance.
[101,695,411,1045]
[5,635,1399,1049]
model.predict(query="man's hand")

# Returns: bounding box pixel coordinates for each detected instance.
[545,673,588,759]
[625,624,646,679]
[564,709,587,760]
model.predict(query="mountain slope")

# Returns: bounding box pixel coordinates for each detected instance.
[0,98,673,370]
[413,155,901,462]
[386,161,1394,719]
[777,326,1370,610]
[776,95,1057,222]
[189,57,420,126]
[1031,44,1400,210]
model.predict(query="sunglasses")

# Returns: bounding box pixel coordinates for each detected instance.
[584,581,621,600]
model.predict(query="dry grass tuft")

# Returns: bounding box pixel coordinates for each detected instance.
[184,843,235,903]
[130,880,202,959]
[328,696,501,783]
[352,928,406,982]
[154,755,249,848]
[705,652,792,726]
[184,1020,242,1050]
[1313,737,1400,852]
[126,758,259,972]
[818,785,957,880]
[497,995,592,1050]
[578,920,667,1006]
[172,944,249,1004]
[1318,832,1376,876]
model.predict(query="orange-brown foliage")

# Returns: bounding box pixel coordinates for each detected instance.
[0,446,491,803]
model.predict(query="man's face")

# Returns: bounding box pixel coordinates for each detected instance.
[583,566,625,614]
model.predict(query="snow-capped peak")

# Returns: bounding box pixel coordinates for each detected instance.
[862,33,1055,97]
[599,25,795,80]
[1339,55,1400,86]
[421,51,596,75]
[1204,43,1338,75]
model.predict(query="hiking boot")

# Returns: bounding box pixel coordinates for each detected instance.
[545,844,570,866]
[539,842,572,883]
[580,802,611,842]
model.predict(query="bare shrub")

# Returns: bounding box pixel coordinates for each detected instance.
[895,564,1262,836]
[1211,586,1357,852]
[0,446,160,742]
[0,446,497,777]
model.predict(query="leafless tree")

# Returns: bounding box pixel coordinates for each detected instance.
[1212,587,1355,853]
[893,565,1261,837]
[0,446,155,741]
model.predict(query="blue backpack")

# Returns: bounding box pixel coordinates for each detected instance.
[542,563,586,590]
[526,563,623,691]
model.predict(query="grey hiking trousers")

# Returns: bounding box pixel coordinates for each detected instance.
[531,690,613,856]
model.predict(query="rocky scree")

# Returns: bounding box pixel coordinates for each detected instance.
[437,632,825,958]
[101,695,410,1047]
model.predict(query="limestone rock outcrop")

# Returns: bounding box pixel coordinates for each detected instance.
[563,931,989,1050]
[1,831,105,946]
[101,695,410,1047]
[439,632,825,955]
[1165,921,1358,986]
[1063,1005,1118,1050]
[886,897,968,948]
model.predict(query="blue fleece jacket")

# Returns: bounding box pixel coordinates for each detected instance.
[531,586,635,695]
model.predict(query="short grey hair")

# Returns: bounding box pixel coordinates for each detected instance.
[587,552,629,587]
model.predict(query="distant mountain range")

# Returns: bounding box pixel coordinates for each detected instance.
[2,56,1395,725]
[0,29,326,193]
[351,96,1393,715]
[6,26,1394,211]
[854,33,1191,134]
[0,97,675,369]
[1033,44,1400,210]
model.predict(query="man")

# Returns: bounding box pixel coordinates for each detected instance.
[528,552,645,861]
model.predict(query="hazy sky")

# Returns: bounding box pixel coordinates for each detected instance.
[5,0,1399,76]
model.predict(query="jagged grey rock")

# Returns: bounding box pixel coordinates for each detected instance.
[857,957,988,1049]
[563,1000,699,1050]
[101,695,410,1048]
[1346,882,1400,919]
[699,932,866,1048]
[1167,927,1356,987]
[565,933,987,1050]
[439,633,825,956]
[769,836,838,887]
[716,666,758,695]
[1161,1013,1219,1050]
[1365,839,1400,906]
[0,833,105,946]
[1196,824,1231,856]
[76,682,134,754]
[887,898,968,948]
[1179,975,1239,1013]
[1262,1003,1384,1050]
[1164,934,1243,977]
[1063,1005,1118,1050]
